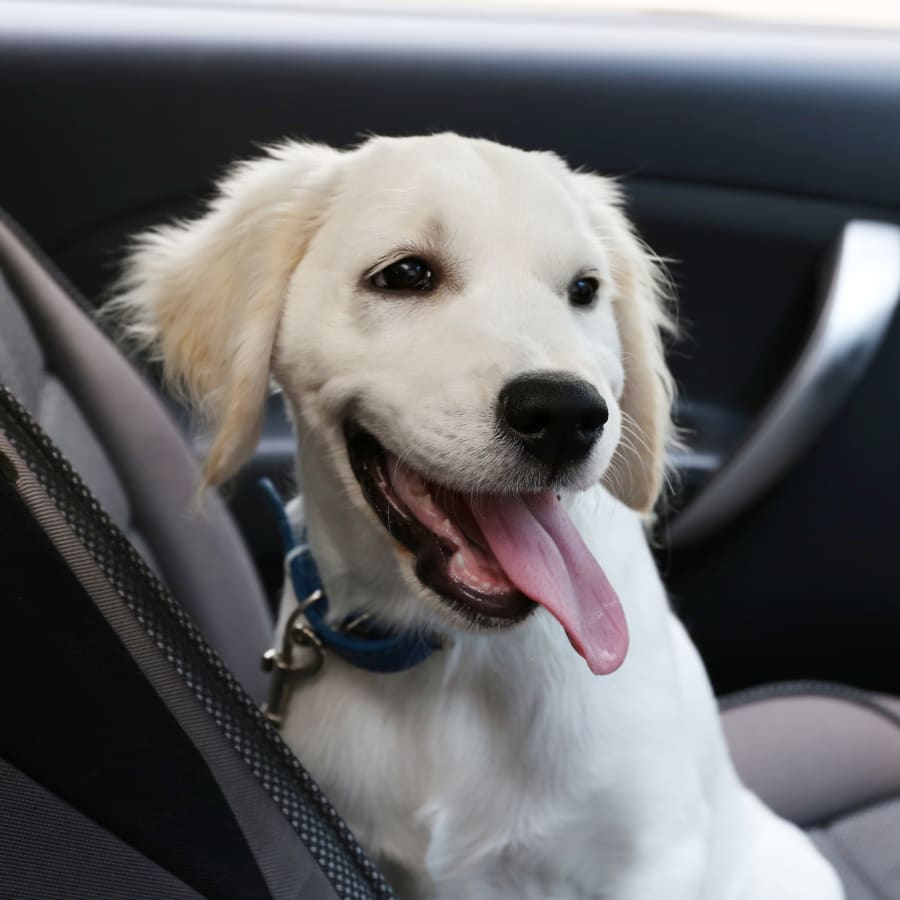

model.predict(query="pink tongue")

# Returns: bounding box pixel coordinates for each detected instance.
[471,493,628,675]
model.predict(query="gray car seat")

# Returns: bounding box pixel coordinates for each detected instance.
[0,212,272,704]
[1,212,898,898]
[721,684,900,898]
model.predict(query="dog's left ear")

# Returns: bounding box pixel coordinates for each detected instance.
[571,172,675,514]
[109,141,341,487]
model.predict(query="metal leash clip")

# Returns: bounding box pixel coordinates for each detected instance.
[261,590,325,725]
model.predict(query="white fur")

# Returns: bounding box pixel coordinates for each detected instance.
[113,134,843,899]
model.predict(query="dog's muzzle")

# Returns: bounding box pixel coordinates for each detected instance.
[343,417,629,675]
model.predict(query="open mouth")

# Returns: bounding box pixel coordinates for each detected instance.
[345,423,630,675]
[345,423,537,626]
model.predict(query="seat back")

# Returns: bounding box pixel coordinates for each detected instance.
[0,213,272,702]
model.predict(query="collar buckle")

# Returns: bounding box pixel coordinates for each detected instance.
[257,477,440,716]
[261,600,325,725]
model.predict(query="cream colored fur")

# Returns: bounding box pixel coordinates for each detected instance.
[112,133,842,899]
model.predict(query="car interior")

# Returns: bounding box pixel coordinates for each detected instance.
[1,1,900,897]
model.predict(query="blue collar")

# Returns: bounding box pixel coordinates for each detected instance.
[259,478,440,674]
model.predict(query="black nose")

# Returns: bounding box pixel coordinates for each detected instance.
[497,373,608,469]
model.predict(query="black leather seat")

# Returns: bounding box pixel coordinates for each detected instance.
[1,211,898,898]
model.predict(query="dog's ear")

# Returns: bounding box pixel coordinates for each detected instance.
[571,172,675,514]
[110,141,340,487]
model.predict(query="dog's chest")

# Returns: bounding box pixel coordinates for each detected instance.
[283,612,687,898]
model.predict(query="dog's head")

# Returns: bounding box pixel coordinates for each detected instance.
[114,134,674,674]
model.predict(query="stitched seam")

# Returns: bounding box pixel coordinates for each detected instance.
[719,679,900,730]
[814,789,900,831]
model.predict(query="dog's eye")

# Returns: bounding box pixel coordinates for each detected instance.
[568,276,600,308]
[371,257,433,292]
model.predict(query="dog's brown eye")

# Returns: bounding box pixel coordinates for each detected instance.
[568,276,599,308]
[371,257,433,291]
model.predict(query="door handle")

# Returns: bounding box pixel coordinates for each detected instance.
[670,220,900,548]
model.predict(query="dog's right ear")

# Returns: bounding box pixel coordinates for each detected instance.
[109,141,341,487]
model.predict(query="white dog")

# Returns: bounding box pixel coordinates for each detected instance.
[115,134,843,900]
